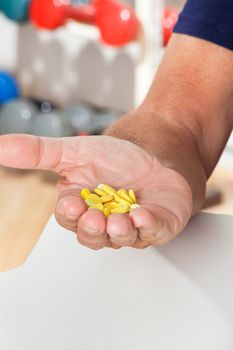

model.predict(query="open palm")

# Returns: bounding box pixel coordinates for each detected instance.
[0,134,193,249]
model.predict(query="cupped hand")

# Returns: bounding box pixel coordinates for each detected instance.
[0,134,193,249]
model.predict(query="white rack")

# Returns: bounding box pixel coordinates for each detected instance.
[134,0,164,105]
[0,2,165,111]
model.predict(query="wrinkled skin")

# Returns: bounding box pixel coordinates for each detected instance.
[0,134,193,250]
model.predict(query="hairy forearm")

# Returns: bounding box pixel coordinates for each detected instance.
[145,34,233,177]
[105,34,233,213]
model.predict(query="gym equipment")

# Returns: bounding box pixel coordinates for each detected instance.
[64,104,93,133]
[29,0,139,46]
[162,7,178,46]
[30,111,73,137]
[0,99,36,134]
[0,71,20,104]
[0,0,29,22]
[29,98,56,114]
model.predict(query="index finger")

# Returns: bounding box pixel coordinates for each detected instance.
[0,134,63,172]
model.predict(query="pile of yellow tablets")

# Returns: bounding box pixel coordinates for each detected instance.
[81,184,140,217]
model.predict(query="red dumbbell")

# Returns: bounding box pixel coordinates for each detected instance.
[162,7,178,46]
[29,0,139,47]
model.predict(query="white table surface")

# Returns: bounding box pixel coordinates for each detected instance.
[0,213,233,349]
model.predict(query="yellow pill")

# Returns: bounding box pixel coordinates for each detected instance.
[104,202,119,209]
[130,204,140,210]
[103,207,111,217]
[86,194,102,202]
[81,186,139,217]
[113,194,132,208]
[101,195,114,203]
[98,184,117,196]
[128,189,137,203]
[94,188,108,197]
[89,203,104,211]
[111,205,129,214]
[85,194,102,206]
[81,188,91,200]
[117,190,134,204]
[110,201,119,209]
[103,202,113,210]
[118,188,128,195]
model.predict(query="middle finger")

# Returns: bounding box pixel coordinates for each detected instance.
[107,214,138,247]
[77,209,109,249]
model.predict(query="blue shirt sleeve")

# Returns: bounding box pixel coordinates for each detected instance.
[174,0,233,51]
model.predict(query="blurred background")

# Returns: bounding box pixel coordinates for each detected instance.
[0,0,233,263]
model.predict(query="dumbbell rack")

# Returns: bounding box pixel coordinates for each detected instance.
[14,0,164,112]
[0,1,165,111]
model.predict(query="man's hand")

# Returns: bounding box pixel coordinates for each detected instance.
[0,134,192,250]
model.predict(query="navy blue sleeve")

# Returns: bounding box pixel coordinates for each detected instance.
[174,0,233,51]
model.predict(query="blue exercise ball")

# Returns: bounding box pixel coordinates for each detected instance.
[0,0,29,22]
[0,71,20,104]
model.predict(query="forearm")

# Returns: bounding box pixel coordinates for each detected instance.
[145,34,233,177]
[105,34,233,213]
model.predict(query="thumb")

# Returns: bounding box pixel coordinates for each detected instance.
[0,134,63,171]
